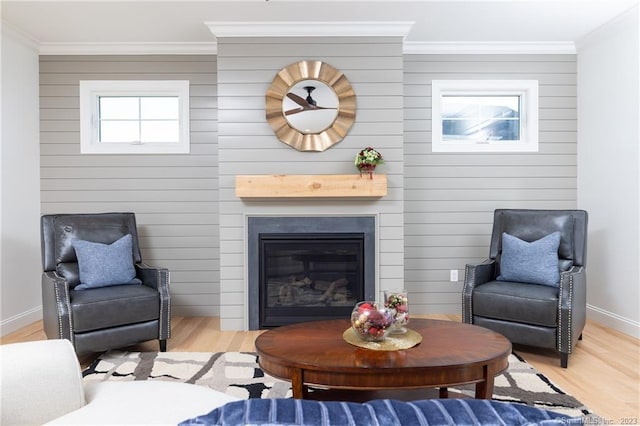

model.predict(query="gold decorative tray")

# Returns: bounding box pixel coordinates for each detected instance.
[343,328,422,351]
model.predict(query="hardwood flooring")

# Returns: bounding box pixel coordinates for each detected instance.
[2,315,638,421]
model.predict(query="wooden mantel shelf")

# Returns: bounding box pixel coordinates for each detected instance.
[235,174,387,198]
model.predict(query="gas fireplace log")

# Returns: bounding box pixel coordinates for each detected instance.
[277,277,349,305]
[290,276,313,288]
[318,278,349,302]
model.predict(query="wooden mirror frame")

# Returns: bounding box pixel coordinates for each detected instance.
[265,60,356,152]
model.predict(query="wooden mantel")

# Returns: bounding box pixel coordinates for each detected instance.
[235,174,387,198]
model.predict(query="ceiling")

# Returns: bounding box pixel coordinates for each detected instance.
[2,0,638,54]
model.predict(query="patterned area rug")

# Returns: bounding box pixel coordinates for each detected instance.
[82,351,590,418]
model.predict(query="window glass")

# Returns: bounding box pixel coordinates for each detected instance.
[100,121,139,143]
[140,97,179,120]
[98,96,180,143]
[431,80,538,153]
[141,121,179,142]
[442,95,521,142]
[80,80,190,154]
[99,97,139,120]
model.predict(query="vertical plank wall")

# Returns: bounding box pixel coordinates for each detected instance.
[216,37,405,330]
[403,54,577,313]
[39,55,219,317]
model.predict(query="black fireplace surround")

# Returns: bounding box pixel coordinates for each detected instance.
[248,216,376,330]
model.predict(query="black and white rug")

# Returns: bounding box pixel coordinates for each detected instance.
[82,351,590,418]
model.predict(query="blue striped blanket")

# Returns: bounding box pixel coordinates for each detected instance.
[180,398,582,426]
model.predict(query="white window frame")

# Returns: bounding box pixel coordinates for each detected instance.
[79,80,190,154]
[431,80,538,153]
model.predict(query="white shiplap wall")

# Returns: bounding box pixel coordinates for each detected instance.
[39,55,219,316]
[216,37,405,330]
[403,54,578,314]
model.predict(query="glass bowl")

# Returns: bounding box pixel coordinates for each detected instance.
[350,301,395,342]
[384,289,409,334]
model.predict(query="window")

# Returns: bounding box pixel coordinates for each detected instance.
[431,80,538,152]
[80,80,190,154]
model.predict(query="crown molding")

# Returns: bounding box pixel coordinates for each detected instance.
[7,17,575,56]
[404,41,576,55]
[205,21,415,39]
[34,40,577,56]
[37,42,217,55]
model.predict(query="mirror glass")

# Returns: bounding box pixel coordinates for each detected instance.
[283,80,339,134]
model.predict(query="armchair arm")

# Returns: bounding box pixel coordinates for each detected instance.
[462,259,497,323]
[557,266,586,354]
[41,271,74,343]
[136,263,171,340]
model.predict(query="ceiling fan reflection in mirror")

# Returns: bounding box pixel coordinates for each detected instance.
[284,86,336,115]
[283,81,339,134]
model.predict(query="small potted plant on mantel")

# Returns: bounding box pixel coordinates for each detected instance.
[354,147,384,179]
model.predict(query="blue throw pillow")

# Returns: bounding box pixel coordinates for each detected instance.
[498,231,561,287]
[72,234,141,290]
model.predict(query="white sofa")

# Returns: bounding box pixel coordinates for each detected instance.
[0,339,239,425]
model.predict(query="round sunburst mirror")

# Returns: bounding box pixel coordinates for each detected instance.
[265,60,356,152]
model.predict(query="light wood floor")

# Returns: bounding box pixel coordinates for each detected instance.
[2,315,638,421]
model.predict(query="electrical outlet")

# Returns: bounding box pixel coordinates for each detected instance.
[450,269,458,282]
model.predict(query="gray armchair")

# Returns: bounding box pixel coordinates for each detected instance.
[41,212,170,355]
[462,209,588,368]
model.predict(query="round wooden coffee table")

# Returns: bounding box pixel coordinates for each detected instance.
[255,318,511,400]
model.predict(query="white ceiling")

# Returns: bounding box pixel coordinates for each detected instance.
[2,0,638,54]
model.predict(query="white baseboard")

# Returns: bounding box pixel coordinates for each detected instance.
[0,306,42,337]
[587,304,640,339]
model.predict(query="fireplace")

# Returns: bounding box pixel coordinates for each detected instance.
[248,216,376,329]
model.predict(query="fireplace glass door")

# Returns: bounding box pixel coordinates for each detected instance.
[259,233,364,327]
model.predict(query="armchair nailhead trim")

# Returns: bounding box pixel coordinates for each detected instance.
[63,283,73,343]
[53,277,64,338]
[167,270,171,337]
[462,264,474,323]
[159,269,171,339]
[157,269,163,338]
[557,269,576,354]
[53,272,74,345]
